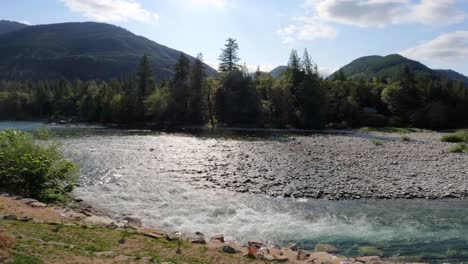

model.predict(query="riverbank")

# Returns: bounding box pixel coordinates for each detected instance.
[169,129,467,200]
[0,193,430,264]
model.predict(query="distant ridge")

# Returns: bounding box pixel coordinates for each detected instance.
[0,21,217,81]
[329,54,468,84]
[0,20,29,34]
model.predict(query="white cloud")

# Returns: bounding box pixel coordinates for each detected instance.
[305,0,465,27]
[278,16,337,44]
[184,0,229,10]
[318,66,339,77]
[400,31,468,63]
[60,0,159,23]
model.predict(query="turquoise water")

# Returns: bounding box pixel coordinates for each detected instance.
[2,121,468,263]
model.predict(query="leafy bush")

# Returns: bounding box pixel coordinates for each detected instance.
[441,130,468,143]
[448,143,468,153]
[401,136,411,142]
[0,130,77,203]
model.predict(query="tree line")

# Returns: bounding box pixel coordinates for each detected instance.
[1,38,467,129]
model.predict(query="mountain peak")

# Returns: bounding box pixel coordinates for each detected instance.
[0,21,217,81]
[0,20,29,35]
[330,54,468,84]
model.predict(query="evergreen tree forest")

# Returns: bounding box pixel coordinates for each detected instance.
[1,38,467,129]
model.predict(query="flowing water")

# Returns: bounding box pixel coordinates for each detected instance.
[2,122,468,263]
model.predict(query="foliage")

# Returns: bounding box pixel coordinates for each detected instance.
[0,22,217,81]
[370,139,384,146]
[441,131,468,143]
[448,143,468,153]
[0,130,77,202]
[0,38,467,130]
[359,127,427,134]
[218,38,240,72]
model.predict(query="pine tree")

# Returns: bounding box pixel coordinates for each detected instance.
[218,38,240,72]
[137,55,155,99]
[173,53,190,83]
[288,49,300,72]
[187,53,206,124]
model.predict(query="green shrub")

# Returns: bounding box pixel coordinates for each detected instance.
[441,130,468,143]
[448,143,468,153]
[370,139,384,146]
[0,130,77,203]
[401,136,411,142]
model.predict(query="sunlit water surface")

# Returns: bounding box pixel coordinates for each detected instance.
[2,122,468,263]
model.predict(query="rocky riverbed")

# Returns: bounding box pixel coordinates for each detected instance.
[190,130,468,199]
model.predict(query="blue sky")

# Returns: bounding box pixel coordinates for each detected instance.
[2,0,468,75]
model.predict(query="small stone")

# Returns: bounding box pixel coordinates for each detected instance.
[263,254,275,261]
[356,256,382,263]
[211,233,224,243]
[3,215,17,221]
[248,240,265,248]
[95,251,116,257]
[296,249,311,261]
[222,245,237,254]
[276,255,289,262]
[123,216,142,227]
[29,202,47,208]
[144,232,164,239]
[189,236,206,244]
[288,243,298,251]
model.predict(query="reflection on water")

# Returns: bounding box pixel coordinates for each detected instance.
[2,122,468,262]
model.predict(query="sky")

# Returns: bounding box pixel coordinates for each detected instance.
[2,0,468,76]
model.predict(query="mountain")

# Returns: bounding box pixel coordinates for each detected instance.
[330,54,468,85]
[0,21,217,81]
[434,69,468,84]
[270,66,288,78]
[0,20,29,35]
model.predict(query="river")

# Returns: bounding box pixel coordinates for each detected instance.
[2,121,468,263]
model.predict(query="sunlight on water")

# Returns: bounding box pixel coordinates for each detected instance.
[60,134,468,262]
[2,122,467,262]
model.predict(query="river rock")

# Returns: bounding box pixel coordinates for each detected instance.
[308,252,334,264]
[248,240,265,248]
[288,243,298,251]
[297,249,312,261]
[143,232,165,240]
[123,216,142,227]
[95,251,116,257]
[222,245,237,254]
[211,233,224,243]
[356,256,382,263]
[3,215,17,221]
[29,201,47,208]
[189,234,206,244]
